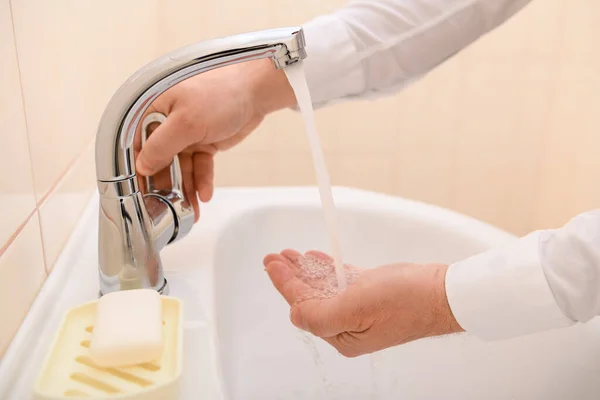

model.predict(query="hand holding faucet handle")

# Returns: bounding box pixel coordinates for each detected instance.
[134,120,200,221]
[96,27,306,295]
[135,58,297,221]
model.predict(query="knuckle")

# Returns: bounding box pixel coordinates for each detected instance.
[306,317,328,338]
[333,333,363,358]
[178,111,196,131]
[292,304,327,337]
[308,323,327,338]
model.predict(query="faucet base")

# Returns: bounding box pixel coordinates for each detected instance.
[98,278,170,298]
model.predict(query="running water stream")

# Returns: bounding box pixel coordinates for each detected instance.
[283,62,346,291]
[284,61,385,399]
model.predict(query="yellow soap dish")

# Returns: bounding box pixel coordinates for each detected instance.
[33,296,183,400]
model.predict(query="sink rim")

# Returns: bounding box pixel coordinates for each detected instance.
[0,186,516,399]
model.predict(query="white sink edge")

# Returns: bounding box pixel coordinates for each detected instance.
[0,193,100,396]
[0,185,517,399]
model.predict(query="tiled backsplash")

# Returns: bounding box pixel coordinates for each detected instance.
[0,0,164,356]
[1,0,598,357]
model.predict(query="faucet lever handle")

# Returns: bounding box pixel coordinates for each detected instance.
[140,112,195,243]
[140,112,178,193]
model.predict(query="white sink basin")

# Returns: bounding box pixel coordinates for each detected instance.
[3,187,600,399]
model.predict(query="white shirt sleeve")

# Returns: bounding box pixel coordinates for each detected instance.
[301,0,534,107]
[301,0,599,342]
[446,210,600,341]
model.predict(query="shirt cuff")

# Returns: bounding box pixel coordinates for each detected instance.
[301,14,366,108]
[445,231,574,341]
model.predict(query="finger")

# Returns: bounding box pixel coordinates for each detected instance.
[326,333,363,358]
[266,257,356,338]
[134,92,173,152]
[305,250,362,276]
[280,249,316,277]
[179,153,200,221]
[134,122,152,193]
[152,166,173,191]
[305,250,333,262]
[265,260,311,306]
[136,171,147,194]
[136,111,195,176]
[134,114,158,154]
[263,253,289,267]
[290,297,350,338]
[281,249,302,262]
[193,152,214,202]
[188,192,200,222]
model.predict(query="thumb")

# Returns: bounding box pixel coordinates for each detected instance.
[291,298,350,338]
[136,111,193,176]
[265,257,353,338]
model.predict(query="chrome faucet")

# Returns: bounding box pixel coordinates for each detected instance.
[95,27,306,295]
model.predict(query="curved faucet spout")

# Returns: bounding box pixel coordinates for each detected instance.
[95,27,306,296]
[95,27,305,183]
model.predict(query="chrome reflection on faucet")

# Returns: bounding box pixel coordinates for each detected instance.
[95,27,307,295]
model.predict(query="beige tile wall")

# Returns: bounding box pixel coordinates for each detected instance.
[214,0,600,235]
[0,0,41,358]
[0,0,598,357]
[0,0,164,356]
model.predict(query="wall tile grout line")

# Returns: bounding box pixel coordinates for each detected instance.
[36,210,49,275]
[1,0,43,264]
[0,138,95,262]
[36,138,96,273]
[8,0,36,203]
[0,209,37,258]
[35,138,93,209]
[0,138,92,260]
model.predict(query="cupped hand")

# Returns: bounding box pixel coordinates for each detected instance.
[263,250,463,357]
[134,58,296,219]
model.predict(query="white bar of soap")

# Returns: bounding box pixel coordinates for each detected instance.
[89,289,163,367]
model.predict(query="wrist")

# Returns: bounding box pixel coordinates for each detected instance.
[427,264,464,337]
[246,58,297,114]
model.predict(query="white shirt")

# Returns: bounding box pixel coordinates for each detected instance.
[301,0,598,341]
